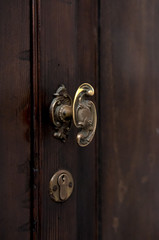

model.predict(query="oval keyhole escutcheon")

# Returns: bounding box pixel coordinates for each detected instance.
[49,170,74,202]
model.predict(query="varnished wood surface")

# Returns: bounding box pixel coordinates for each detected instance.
[1,0,159,239]
[100,1,159,239]
[35,0,98,239]
[0,1,31,239]
[31,0,41,239]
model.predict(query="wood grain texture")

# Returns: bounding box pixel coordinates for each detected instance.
[36,0,98,239]
[0,0,31,239]
[100,0,159,239]
[31,0,41,239]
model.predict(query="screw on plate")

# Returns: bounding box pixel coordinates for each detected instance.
[53,185,57,191]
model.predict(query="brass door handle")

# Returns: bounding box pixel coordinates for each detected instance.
[50,83,97,147]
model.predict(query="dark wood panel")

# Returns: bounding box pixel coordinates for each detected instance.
[0,0,31,239]
[100,1,159,239]
[36,0,98,239]
[31,0,41,239]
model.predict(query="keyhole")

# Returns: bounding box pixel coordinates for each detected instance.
[49,170,74,202]
[62,174,65,183]
[58,173,68,201]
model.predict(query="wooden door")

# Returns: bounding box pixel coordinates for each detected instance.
[99,1,159,239]
[0,0,98,239]
[1,0,159,240]
[0,0,31,239]
[33,0,98,239]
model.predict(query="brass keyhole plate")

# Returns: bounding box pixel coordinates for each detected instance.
[49,170,74,202]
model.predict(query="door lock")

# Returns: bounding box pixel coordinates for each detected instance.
[49,83,97,147]
[49,170,74,202]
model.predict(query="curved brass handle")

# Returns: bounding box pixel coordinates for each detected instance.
[73,83,97,146]
[50,83,97,147]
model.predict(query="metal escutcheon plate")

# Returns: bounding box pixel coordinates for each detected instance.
[49,170,74,203]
